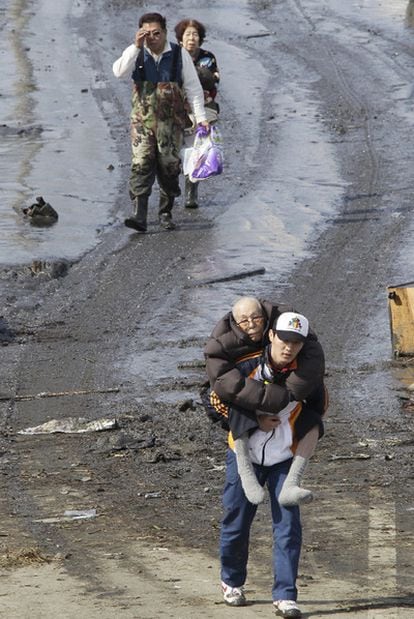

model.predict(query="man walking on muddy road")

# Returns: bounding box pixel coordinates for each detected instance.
[112,12,209,232]
[204,302,327,617]
[204,297,326,506]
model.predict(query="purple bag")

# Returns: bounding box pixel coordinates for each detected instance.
[189,125,224,182]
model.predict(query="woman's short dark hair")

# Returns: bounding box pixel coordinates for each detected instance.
[174,19,206,45]
[139,12,167,30]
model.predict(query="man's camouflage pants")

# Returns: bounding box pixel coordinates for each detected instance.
[128,83,186,202]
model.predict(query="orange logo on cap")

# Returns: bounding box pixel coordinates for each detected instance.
[289,317,302,331]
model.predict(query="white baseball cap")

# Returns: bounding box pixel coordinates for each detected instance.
[274,312,309,342]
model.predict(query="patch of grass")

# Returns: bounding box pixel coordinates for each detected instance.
[0,547,52,569]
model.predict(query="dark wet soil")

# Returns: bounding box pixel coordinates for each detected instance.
[1,0,414,614]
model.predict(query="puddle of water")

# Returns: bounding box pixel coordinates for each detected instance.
[2,0,413,407]
[117,341,204,404]
[116,1,345,395]
[119,0,414,403]
[209,40,268,165]
[328,1,414,95]
[0,0,121,264]
[186,0,269,38]
[308,0,411,27]
[189,80,344,284]
[121,70,345,394]
[0,0,267,266]
[354,0,412,22]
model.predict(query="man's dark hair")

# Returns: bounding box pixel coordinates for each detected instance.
[139,12,166,30]
[174,18,206,45]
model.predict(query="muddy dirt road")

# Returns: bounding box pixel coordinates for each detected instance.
[1,0,414,617]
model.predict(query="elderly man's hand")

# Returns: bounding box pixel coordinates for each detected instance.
[257,414,280,432]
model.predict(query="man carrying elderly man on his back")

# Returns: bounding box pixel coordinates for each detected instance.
[203,297,328,617]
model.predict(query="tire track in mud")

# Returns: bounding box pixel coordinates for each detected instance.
[257,0,412,330]
[290,0,317,31]
[318,46,380,197]
[288,0,414,201]
[272,8,414,606]
[287,0,381,198]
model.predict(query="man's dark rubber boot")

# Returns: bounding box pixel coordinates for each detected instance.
[158,192,176,230]
[159,213,176,230]
[184,176,199,209]
[125,196,148,232]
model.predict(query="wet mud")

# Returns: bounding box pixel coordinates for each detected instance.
[0,0,414,617]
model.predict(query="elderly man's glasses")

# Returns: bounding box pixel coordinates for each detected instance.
[143,29,162,38]
[236,315,265,329]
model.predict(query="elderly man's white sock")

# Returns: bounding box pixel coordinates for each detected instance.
[278,455,313,506]
[234,434,265,505]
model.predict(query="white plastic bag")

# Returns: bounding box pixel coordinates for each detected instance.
[187,125,224,182]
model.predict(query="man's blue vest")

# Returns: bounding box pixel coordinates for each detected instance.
[132,43,183,86]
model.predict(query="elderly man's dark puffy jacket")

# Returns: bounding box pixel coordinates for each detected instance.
[204,300,325,415]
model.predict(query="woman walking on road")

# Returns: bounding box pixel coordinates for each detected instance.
[175,18,220,209]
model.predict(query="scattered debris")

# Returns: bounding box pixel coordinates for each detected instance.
[178,399,195,412]
[188,267,265,287]
[0,386,120,402]
[0,317,15,344]
[18,417,118,435]
[138,413,151,423]
[63,509,96,520]
[402,399,414,413]
[0,547,52,569]
[330,453,371,461]
[29,259,69,279]
[137,492,163,499]
[22,196,58,226]
[96,432,155,453]
[399,384,414,413]
[34,509,97,524]
[246,32,274,39]
[177,360,205,369]
[102,552,125,560]
[0,124,43,138]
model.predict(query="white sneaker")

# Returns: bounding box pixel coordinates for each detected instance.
[221,581,247,606]
[273,599,302,618]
